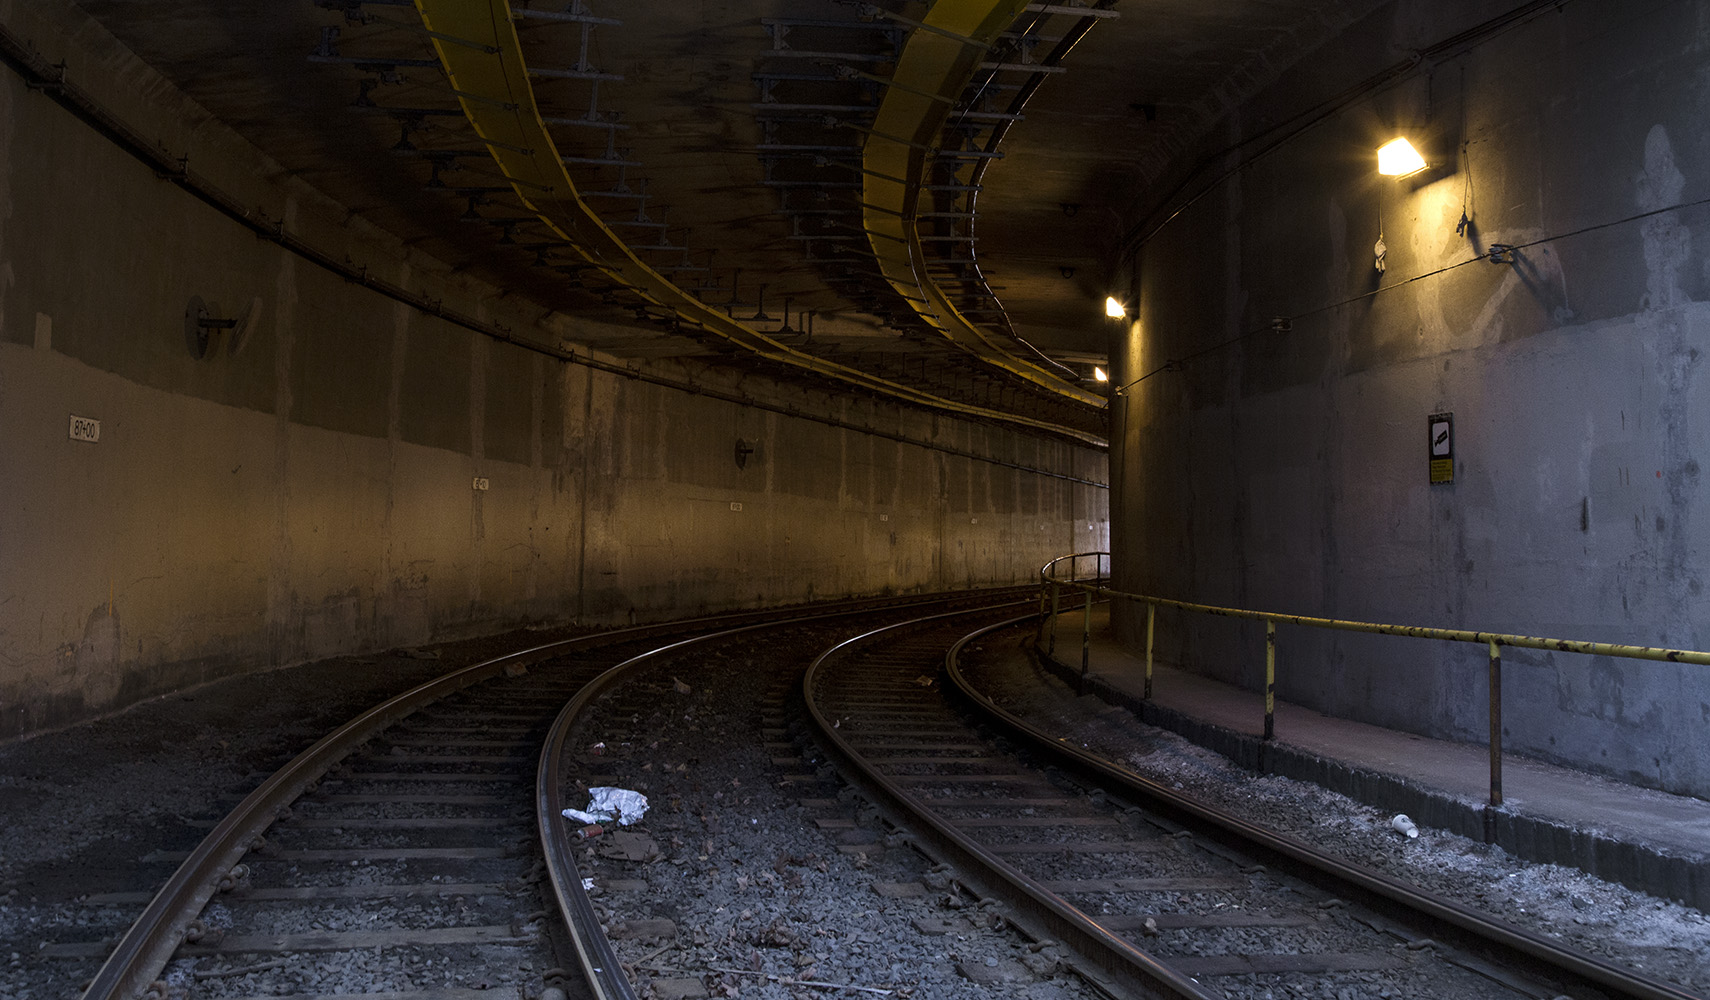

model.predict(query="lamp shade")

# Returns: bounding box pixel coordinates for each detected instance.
[1377,137,1427,177]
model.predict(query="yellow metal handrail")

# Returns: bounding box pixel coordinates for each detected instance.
[1036,551,1710,828]
[1035,551,1108,675]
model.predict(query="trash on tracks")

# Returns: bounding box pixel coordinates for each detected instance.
[563,786,650,826]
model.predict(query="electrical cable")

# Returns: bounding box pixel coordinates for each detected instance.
[1112,190,1710,395]
[1118,0,1574,259]
[0,20,1109,480]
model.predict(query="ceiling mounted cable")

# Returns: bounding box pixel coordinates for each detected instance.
[406,0,1106,446]
[858,0,1108,410]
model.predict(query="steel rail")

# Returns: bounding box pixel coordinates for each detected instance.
[78,628,637,1000]
[944,614,1709,1000]
[801,607,1221,1000]
[81,588,1018,1000]
[534,591,1036,1000]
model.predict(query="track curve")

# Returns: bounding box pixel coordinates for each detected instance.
[804,610,1709,1000]
[80,590,1025,1000]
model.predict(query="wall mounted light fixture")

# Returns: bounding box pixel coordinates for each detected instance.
[1377,137,1427,177]
[1104,296,1127,319]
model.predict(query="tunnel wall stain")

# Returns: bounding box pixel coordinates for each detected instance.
[1110,0,1710,797]
[0,9,1107,741]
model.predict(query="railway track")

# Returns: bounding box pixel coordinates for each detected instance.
[543,598,1080,1000]
[49,596,1707,1000]
[65,591,1027,1000]
[804,610,1708,1000]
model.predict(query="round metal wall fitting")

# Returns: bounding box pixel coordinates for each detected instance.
[184,295,214,359]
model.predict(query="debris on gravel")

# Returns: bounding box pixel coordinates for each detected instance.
[567,636,1106,1000]
[0,625,589,1000]
[959,630,1710,993]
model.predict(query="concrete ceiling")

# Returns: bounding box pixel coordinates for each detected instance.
[70,0,1376,443]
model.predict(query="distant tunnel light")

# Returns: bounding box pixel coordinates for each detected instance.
[1104,296,1126,319]
[1094,366,1108,382]
[1377,137,1427,177]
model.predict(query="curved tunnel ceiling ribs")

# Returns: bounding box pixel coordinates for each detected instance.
[61,0,1396,452]
[399,0,1106,444]
[859,0,1110,408]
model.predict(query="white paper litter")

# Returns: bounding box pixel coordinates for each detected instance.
[561,786,650,826]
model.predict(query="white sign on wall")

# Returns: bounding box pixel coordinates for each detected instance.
[69,415,100,443]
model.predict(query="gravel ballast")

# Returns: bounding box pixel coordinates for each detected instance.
[958,627,1710,994]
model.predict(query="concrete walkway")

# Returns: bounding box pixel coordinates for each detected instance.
[1027,604,1710,909]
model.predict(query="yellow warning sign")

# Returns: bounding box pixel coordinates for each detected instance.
[1428,413,1454,484]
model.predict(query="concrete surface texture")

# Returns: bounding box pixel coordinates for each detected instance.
[0,16,1108,740]
[1109,1,1710,798]
[1035,604,1710,909]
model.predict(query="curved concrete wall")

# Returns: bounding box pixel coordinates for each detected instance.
[1109,1,1710,796]
[0,8,1107,740]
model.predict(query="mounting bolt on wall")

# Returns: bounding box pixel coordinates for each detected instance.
[184,295,259,359]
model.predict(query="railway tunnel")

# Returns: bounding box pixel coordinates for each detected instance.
[5,0,1710,995]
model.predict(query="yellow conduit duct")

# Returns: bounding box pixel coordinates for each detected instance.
[411,0,1105,447]
[862,0,1107,410]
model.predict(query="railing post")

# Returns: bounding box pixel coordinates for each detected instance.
[1488,638,1503,835]
[1263,619,1276,741]
[1048,580,1061,655]
[1036,580,1048,645]
[1144,601,1155,700]
[1079,585,1093,692]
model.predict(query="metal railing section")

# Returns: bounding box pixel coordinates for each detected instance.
[945,615,1705,1000]
[1037,552,1710,828]
[1036,551,1109,680]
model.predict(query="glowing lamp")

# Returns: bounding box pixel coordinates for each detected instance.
[1104,296,1126,319]
[1377,137,1427,177]
[1093,366,1108,382]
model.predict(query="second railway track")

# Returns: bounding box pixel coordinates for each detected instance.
[26,593,1709,1000]
[65,591,1029,1000]
[804,611,1709,1000]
